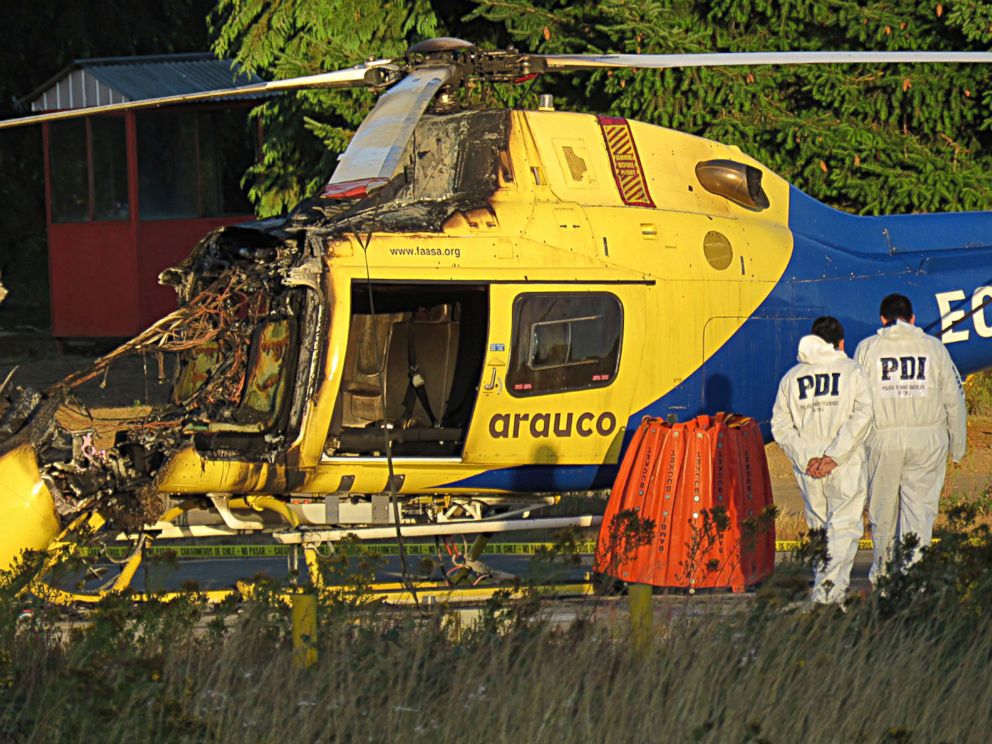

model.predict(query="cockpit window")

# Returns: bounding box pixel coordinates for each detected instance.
[236,317,296,426]
[508,292,622,396]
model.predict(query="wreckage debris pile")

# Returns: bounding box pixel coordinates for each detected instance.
[0,239,297,532]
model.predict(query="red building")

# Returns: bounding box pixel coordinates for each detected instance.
[22,54,263,337]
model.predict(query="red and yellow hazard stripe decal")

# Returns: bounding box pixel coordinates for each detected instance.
[597,115,654,208]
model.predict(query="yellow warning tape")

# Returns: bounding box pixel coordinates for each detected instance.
[775,539,875,552]
[80,544,290,559]
[80,542,602,560]
[80,540,878,560]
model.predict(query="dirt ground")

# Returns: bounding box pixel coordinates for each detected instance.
[0,332,169,406]
[767,417,992,538]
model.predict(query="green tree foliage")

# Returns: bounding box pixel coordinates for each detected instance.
[472,0,992,214]
[214,0,992,217]
[210,0,444,214]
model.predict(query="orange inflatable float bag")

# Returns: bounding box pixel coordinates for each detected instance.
[594,413,775,591]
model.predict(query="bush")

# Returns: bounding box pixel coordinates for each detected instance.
[964,371,992,416]
[2,520,992,743]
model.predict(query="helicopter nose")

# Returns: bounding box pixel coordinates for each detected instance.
[0,445,60,575]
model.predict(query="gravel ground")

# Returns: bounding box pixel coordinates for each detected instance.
[0,330,170,406]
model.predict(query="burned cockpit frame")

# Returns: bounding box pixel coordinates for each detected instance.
[0,109,512,532]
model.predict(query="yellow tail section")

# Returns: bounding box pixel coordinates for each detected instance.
[0,445,60,572]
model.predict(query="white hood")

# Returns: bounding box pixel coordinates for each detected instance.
[797,334,846,365]
[772,332,873,472]
[877,319,923,341]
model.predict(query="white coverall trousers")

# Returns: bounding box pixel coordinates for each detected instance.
[866,425,948,584]
[796,449,867,604]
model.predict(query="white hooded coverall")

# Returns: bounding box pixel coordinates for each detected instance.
[854,321,966,582]
[771,335,873,603]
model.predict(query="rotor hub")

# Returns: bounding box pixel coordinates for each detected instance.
[404,38,540,87]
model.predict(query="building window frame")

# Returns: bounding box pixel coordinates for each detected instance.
[49,115,129,223]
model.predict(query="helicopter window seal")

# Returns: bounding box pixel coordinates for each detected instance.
[507,292,622,397]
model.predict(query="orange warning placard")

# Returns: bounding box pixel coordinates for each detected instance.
[597,115,654,208]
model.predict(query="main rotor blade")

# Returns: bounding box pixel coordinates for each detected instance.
[0,59,397,130]
[538,50,992,71]
[325,66,452,190]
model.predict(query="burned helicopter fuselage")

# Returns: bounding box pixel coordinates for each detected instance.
[0,110,515,564]
[5,96,992,574]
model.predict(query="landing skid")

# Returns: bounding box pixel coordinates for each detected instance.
[22,496,602,607]
[273,514,601,544]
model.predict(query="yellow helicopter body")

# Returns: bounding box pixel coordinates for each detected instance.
[3,44,992,583]
[154,110,790,495]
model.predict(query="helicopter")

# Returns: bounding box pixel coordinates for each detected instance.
[2,37,992,598]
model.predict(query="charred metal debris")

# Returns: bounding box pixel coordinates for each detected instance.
[0,110,509,531]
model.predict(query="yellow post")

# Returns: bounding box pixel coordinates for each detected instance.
[628,583,653,651]
[303,546,325,592]
[291,591,318,669]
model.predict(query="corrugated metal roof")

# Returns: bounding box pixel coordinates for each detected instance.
[23,53,268,112]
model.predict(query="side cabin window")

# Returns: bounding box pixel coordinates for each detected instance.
[507,292,622,396]
[137,108,254,220]
[50,117,129,222]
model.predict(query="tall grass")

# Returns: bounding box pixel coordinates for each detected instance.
[3,511,992,743]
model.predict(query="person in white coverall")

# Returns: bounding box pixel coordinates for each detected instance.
[854,293,967,583]
[772,317,873,604]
